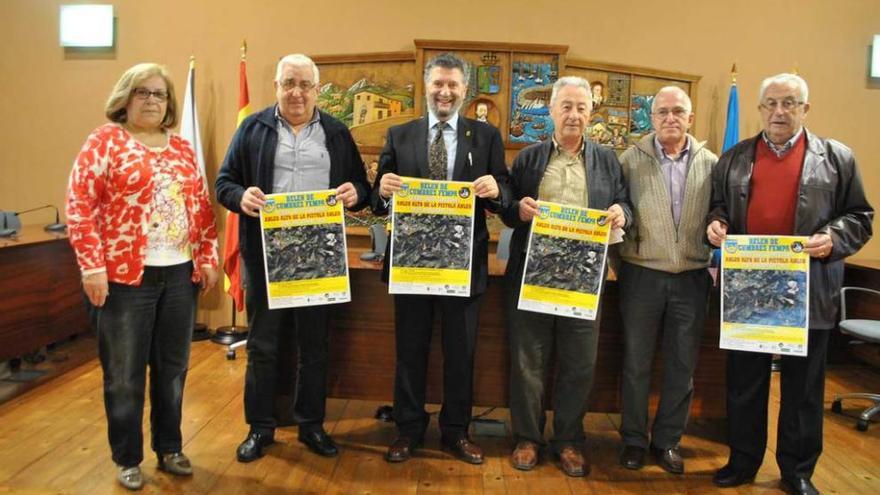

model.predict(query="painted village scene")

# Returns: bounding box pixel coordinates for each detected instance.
[316,61,416,150]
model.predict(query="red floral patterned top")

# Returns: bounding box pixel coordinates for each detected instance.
[66,123,219,285]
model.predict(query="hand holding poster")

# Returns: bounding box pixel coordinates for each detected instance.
[720,235,810,356]
[259,190,350,309]
[389,177,475,296]
[517,201,611,320]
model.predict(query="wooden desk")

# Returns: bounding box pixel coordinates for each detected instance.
[275,228,727,420]
[0,225,90,361]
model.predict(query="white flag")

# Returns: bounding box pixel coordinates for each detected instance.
[180,58,205,176]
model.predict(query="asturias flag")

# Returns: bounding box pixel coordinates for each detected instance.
[722,81,739,153]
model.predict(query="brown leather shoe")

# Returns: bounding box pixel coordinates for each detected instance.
[511,441,539,471]
[386,436,418,463]
[443,438,484,465]
[556,446,589,477]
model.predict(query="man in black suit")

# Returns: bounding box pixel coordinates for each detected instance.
[371,53,510,465]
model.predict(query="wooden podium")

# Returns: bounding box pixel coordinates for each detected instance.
[0,226,90,362]
[273,227,727,421]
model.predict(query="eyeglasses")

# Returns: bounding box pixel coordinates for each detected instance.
[653,107,689,119]
[760,98,805,112]
[132,87,168,102]
[279,79,316,93]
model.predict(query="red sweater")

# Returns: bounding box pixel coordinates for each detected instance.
[746,134,806,235]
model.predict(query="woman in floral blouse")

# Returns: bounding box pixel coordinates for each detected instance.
[66,63,218,491]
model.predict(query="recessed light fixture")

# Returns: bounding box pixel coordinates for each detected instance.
[59,5,114,48]
[872,35,880,78]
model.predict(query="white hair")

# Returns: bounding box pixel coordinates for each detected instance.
[550,76,592,109]
[275,54,320,85]
[758,73,809,104]
[651,86,692,113]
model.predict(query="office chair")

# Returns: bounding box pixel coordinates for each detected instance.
[830,286,880,431]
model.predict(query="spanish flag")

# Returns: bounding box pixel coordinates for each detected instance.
[222,42,251,312]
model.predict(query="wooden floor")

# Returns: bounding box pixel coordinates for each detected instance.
[1,340,878,494]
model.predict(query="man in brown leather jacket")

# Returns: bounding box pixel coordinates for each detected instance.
[706,73,873,495]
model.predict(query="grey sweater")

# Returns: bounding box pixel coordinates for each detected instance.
[617,133,718,273]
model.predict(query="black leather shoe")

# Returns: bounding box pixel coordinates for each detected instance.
[620,445,646,470]
[298,430,339,457]
[236,432,275,463]
[712,463,758,488]
[651,446,684,474]
[781,477,819,495]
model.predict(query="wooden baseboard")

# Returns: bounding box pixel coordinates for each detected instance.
[851,343,880,369]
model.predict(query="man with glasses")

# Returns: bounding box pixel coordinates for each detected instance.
[707,73,873,495]
[216,53,370,463]
[616,86,717,474]
[372,52,510,465]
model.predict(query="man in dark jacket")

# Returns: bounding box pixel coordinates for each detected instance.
[707,73,873,495]
[215,53,370,463]
[500,76,631,477]
[371,53,510,465]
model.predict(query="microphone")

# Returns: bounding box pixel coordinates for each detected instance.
[12,205,68,234]
[0,211,16,238]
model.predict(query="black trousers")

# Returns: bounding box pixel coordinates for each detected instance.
[95,263,197,467]
[244,270,330,435]
[618,262,710,450]
[392,293,481,441]
[725,328,830,480]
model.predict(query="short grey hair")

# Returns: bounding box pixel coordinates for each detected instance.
[758,73,809,104]
[275,54,320,85]
[423,53,470,85]
[651,86,692,113]
[550,76,592,108]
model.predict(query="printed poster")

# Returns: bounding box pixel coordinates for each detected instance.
[389,177,475,296]
[518,201,611,320]
[721,235,810,356]
[259,190,350,309]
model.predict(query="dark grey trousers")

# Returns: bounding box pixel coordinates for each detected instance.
[618,262,710,450]
[506,278,599,454]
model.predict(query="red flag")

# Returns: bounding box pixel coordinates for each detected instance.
[223,210,244,311]
[222,46,252,312]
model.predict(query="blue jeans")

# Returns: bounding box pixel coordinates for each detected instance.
[94,263,197,467]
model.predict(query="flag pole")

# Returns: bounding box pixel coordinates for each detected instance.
[212,41,250,347]
[180,54,214,341]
